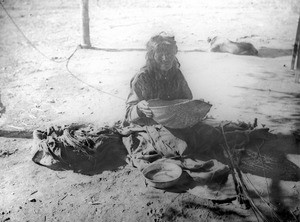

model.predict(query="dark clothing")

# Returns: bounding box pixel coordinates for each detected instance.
[123,63,221,154]
[124,65,192,126]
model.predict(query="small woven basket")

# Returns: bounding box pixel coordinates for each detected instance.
[148,99,212,129]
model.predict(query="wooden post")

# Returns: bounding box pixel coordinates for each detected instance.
[295,53,300,83]
[291,16,300,71]
[80,0,91,48]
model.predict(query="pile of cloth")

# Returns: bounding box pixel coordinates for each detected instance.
[32,124,128,174]
[32,120,300,183]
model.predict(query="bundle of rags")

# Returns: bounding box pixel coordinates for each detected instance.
[31,121,300,183]
[121,124,231,193]
[32,124,128,174]
[122,121,300,190]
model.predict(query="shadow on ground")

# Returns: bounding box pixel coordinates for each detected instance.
[258,47,293,58]
[0,130,33,139]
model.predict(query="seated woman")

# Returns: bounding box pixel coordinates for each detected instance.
[124,32,221,153]
[124,32,193,126]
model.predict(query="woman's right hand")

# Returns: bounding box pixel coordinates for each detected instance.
[137,100,153,118]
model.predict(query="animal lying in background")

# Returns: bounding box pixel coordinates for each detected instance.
[207,36,258,56]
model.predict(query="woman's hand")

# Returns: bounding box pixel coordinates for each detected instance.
[137,100,153,118]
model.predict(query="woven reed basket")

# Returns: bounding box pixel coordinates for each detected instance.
[148,99,212,129]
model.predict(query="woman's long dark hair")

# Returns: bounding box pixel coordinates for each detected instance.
[145,32,180,72]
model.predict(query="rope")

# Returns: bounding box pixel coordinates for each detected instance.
[65,52,126,101]
[0,1,69,63]
[0,2,127,101]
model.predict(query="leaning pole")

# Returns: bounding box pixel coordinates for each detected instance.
[291,16,300,83]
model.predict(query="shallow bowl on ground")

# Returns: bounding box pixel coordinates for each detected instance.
[142,162,182,189]
[148,99,212,129]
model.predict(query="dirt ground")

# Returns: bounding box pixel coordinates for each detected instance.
[0,0,300,221]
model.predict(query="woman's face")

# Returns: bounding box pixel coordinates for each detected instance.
[153,44,176,71]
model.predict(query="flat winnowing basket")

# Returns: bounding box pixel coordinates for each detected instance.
[148,99,212,129]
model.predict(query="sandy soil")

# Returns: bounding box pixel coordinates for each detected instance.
[0,0,300,221]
